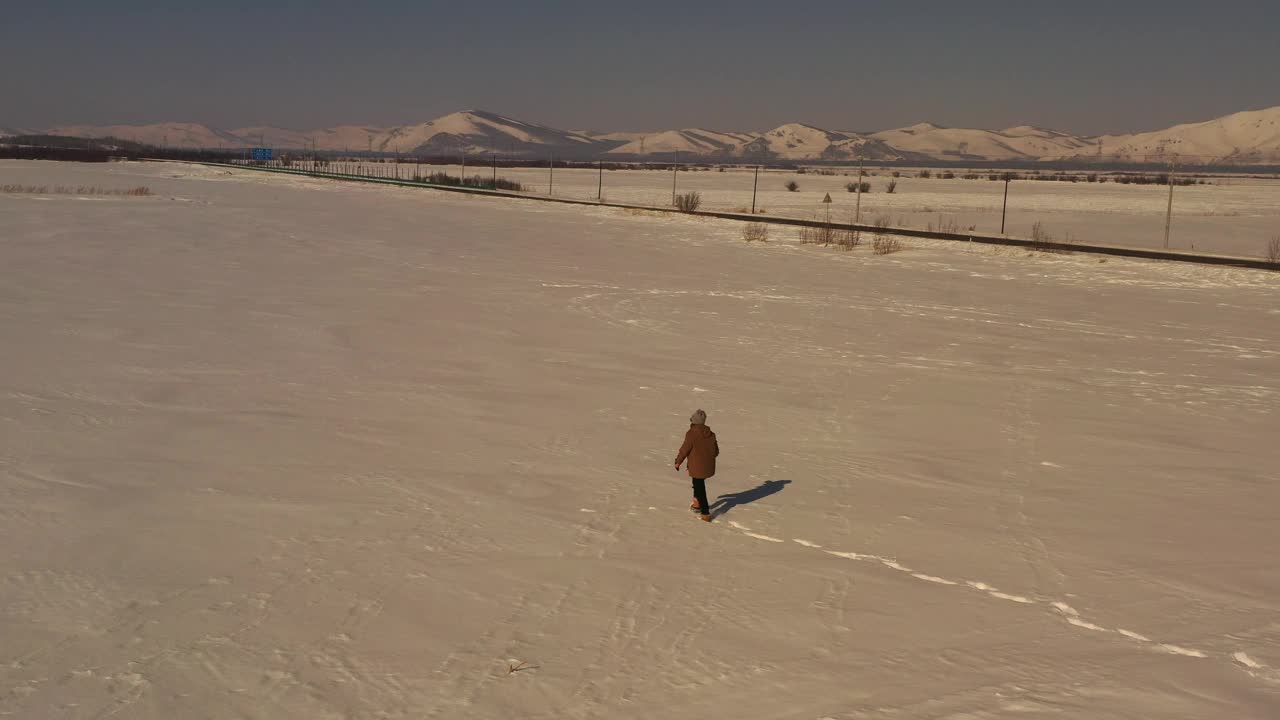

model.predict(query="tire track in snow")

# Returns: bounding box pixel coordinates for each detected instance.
[725,520,1277,687]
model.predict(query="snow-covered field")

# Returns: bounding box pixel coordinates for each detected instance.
[408,163,1280,259]
[1,160,1278,719]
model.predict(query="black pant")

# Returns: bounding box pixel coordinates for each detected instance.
[692,478,710,516]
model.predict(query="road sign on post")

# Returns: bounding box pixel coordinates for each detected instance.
[251,148,273,161]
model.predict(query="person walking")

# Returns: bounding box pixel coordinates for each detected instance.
[675,409,719,522]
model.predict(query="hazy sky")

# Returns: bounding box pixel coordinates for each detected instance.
[4,0,1278,135]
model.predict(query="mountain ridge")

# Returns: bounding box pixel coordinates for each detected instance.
[16,106,1280,163]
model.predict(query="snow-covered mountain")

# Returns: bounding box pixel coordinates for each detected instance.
[46,122,247,149]
[600,129,755,156]
[374,111,599,156]
[870,122,1093,161]
[1057,106,1280,164]
[231,126,319,149]
[16,105,1280,163]
[229,125,391,152]
[740,123,903,161]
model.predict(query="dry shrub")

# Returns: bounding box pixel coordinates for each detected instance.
[1267,236,1280,266]
[798,217,858,249]
[797,222,829,245]
[1030,220,1070,254]
[421,172,523,191]
[785,180,799,192]
[742,222,769,243]
[886,179,897,193]
[927,216,961,234]
[872,216,901,255]
[838,214,862,250]
[872,215,891,242]
[872,234,902,255]
[674,191,702,212]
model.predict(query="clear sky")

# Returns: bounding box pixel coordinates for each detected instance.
[4,0,1278,135]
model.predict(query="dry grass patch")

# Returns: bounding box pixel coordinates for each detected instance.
[872,227,903,255]
[1029,220,1073,254]
[799,219,858,250]
[742,222,769,243]
[622,207,664,218]
[1,184,153,196]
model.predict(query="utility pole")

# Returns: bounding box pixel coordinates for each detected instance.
[671,150,679,206]
[492,152,497,188]
[1000,175,1010,234]
[1163,157,1177,249]
[549,155,554,195]
[598,160,603,201]
[854,156,864,230]
[751,165,760,214]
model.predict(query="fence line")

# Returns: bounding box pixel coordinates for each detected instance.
[168,159,1279,272]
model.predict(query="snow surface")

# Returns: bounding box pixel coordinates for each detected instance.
[419,162,1280,259]
[1,160,1278,719]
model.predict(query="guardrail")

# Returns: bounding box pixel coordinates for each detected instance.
[173,160,1279,272]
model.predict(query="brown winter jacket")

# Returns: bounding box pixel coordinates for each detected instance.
[675,424,719,479]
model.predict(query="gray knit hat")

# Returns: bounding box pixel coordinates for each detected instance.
[690,409,707,425]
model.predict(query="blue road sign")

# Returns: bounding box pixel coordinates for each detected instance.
[251,148,273,161]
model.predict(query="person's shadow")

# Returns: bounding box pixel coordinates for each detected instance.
[710,479,791,517]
